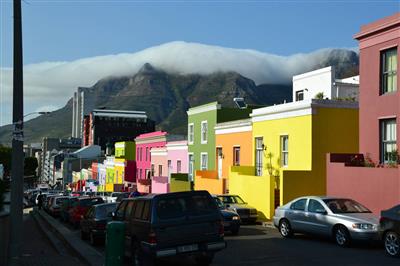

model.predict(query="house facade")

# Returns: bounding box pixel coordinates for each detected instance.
[230,99,359,220]
[327,13,400,214]
[215,118,253,192]
[187,102,252,193]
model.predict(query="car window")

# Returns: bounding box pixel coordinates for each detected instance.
[190,194,217,215]
[142,201,150,221]
[308,199,326,213]
[115,201,127,219]
[134,201,144,219]
[157,198,186,219]
[290,199,307,211]
[125,201,136,220]
[323,199,371,214]
[96,204,117,218]
[86,207,95,218]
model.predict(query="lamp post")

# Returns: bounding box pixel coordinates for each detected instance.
[9,0,23,258]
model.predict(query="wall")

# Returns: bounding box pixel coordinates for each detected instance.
[115,141,136,161]
[229,166,275,220]
[151,176,169,194]
[114,158,125,184]
[356,14,400,163]
[327,155,400,214]
[167,141,188,174]
[292,66,333,101]
[194,170,226,195]
[170,174,191,192]
[150,148,168,177]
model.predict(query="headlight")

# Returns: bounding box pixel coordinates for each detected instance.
[232,216,240,220]
[352,223,375,230]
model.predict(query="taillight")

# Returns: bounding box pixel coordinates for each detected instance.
[218,220,224,237]
[148,230,157,245]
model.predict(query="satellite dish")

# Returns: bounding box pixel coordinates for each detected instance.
[233,98,247,109]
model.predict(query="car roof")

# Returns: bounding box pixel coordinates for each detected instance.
[122,190,212,202]
[95,202,118,208]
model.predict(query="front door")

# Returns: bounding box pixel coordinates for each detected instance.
[216,148,223,178]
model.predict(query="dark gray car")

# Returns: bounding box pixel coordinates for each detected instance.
[273,196,381,247]
[113,190,226,265]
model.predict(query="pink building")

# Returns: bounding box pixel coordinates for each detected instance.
[166,140,188,174]
[327,13,400,214]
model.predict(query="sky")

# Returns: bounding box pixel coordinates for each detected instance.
[0,0,399,126]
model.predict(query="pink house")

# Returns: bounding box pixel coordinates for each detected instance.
[327,13,400,214]
[166,140,188,174]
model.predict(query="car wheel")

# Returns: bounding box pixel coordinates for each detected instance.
[334,225,351,247]
[195,252,214,266]
[279,219,293,238]
[384,231,400,257]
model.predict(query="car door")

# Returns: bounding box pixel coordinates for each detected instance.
[305,199,330,236]
[287,198,308,232]
[124,201,136,249]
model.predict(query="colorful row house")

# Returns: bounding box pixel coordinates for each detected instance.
[187,102,252,194]
[327,13,400,215]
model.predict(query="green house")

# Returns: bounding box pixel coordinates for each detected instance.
[186,101,252,181]
[115,141,136,160]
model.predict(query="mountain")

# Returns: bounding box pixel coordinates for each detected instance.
[0,49,358,145]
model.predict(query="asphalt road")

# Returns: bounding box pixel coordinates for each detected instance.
[72,223,399,266]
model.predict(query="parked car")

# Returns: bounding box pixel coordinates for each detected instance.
[213,196,241,235]
[217,194,258,223]
[80,202,118,245]
[68,197,104,227]
[273,196,380,247]
[113,190,226,265]
[116,192,130,202]
[49,196,69,217]
[60,197,79,222]
[44,194,60,213]
[380,204,400,257]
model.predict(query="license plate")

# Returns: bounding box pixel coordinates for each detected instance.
[177,244,198,253]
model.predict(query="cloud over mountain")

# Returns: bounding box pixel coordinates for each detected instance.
[0,41,357,126]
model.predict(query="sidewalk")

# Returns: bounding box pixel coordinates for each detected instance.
[9,211,85,266]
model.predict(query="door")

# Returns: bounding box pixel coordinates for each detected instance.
[216,148,223,178]
[287,198,308,232]
[306,199,330,236]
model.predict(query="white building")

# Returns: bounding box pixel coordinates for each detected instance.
[72,87,95,138]
[292,66,359,102]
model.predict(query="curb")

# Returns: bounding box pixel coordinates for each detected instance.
[36,209,104,266]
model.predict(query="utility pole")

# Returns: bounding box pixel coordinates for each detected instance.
[9,0,24,258]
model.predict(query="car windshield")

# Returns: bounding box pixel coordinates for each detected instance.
[323,199,371,214]
[219,195,246,204]
[96,204,117,218]
[213,197,224,209]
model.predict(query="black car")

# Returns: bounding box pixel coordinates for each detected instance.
[380,204,400,257]
[113,190,226,265]
[213,197,240,235]
[80,202,118,245]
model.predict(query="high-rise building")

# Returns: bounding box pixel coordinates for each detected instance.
[72,87,95,138]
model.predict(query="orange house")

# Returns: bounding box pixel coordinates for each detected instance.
[215,118,253,192]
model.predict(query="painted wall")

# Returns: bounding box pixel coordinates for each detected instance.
[229,166,274,221]
[151,176,169,194]
[115,141,136,161]
[293,66,334,101]
[194,170,226,194]
[150,147,168,177]
[327,155,400,214]
[170,174,191,192]
[135,131,167,180]
[166,140,188,174]
[355,14,400,163]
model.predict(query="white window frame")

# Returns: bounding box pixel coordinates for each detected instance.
[295,90,304,101]
[233,146,240,166]
[201,121,208,144]
[200,152,208,170]
[381,119,397,163]
[188,153,194,181]
[280,135,289,167]
[188,123,194,145]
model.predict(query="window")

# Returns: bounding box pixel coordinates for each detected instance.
[295,90,304,101]
[137,148,140,161]
[290,199,307,211]
[188,123,194,144]
[381,119,397,163]
[177,160,181,173]
[201,153,208,170]
[134,201,144,219]
[281,135,289,167]
[308,199,326,213]
[233,147,240,166]
[146,147,149,161]
[139,169,142,179]
[125,201,136,220]
[188,154,194,181]
[255,137,263,176]
[201,121,208,144]
[115,201,127,219]
[381,48,397,94]
[142,201,150,221]
[158,165,163,176]
[151,164,155,177]
[167,160,172,175]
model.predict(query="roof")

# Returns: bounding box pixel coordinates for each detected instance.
[354,12,400,40]
[92,109,148,119]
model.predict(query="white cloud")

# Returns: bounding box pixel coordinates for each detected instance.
[0,41,357,126]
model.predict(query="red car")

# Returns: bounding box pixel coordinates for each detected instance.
[68,197,104,227]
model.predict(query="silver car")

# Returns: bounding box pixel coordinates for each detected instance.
[273,196,381,247]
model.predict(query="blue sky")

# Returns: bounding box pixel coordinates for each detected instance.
[1,0,398,67]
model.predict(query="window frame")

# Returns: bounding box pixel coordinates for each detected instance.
[380,47,398,95]
[233,146,240,166]
[380,118,397,163]
[295,90,304,101]
[188,123,194,145]
[200,152,208,171]
[290,199,307,211]
[280,135,289,167]
[177,160,181,173]
[201,121,208,144]
[255,137,263,176]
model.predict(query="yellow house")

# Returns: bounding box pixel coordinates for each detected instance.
[229,99,359,220]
